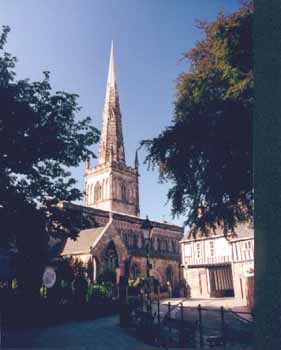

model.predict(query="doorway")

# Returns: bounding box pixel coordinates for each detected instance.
[208,265,234,297]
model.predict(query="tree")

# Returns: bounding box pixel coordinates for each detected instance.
[0,26,99,296]
[142,2,253,234]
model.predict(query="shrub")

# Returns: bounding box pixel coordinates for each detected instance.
[89,283,111,299]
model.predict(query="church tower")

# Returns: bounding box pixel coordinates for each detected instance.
[84,43,140,217]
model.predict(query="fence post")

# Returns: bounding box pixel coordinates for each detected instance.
[168,302,171,335]
[220,306,226,347]
[198,304,204,347]
[180,302,184,345]
[140,290,144,311]
[157,298,160,325]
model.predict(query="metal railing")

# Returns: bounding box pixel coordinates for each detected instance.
[129,297,253,348]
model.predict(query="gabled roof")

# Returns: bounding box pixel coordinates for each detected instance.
[62,226,105,256]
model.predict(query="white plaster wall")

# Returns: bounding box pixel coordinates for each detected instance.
[205,237,232,258]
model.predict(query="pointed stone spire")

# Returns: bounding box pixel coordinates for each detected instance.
[98,42,126,165]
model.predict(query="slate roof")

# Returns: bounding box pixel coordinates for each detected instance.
[230,223,254,242]
[62,226,106,256]
[181,222,254,242]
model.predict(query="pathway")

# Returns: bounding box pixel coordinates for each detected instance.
[4,315,157,349]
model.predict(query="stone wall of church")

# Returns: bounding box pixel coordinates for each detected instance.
[91,217,182,283]
[60,203,183,290]
[129,256,180,287]
[91,221,129,276]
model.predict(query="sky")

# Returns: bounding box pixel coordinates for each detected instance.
[1,0,240,226]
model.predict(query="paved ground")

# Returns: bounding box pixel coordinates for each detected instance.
[161,297,253,322]
[4,314,253,350]
[151,298,253,349]
[4,298,253,349]
[4,315,157,349]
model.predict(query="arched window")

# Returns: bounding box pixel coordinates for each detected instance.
[168,240,173,252]
[166,265,173,284]
[153,237,158,251]
[128,234,134,247]
[127,188,131,203]
[104,241,119,271]
[94,182,102,203]
[157,238,162,252]
[130,263,140,280]
[123,233,129,247]
[137,235,142,248]
[121,183,127,202]
[160,239,167,252]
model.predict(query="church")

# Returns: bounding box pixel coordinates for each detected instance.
[61,44,183,292]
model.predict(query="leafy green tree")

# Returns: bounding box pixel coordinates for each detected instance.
[0,26,99,297]
[142,3,253,234]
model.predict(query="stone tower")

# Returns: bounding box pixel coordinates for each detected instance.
[84,42,140,217]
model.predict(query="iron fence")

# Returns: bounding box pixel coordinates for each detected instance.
[128,298,253,348]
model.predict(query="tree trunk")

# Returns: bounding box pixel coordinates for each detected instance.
[254,1,281,348]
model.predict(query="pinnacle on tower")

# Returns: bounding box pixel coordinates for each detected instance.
[98,42,125,165]
[134,149,139,169]
[85,158,90,171]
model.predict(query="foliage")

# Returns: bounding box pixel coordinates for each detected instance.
[52,258,113,303]
[128,277,143,288]
[11,278,18,289]
[0,26,99,293]
[88,283,111,299]
[142,2,253,235]
[56,257,87,284]
[40,285,47,298]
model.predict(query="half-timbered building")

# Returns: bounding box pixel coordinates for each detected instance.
[180,223,254,304]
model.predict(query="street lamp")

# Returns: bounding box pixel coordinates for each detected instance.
[141,215,153,313]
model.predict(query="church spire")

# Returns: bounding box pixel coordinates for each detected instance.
[98,42,126,165]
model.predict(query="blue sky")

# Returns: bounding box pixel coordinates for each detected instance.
[1,0,240,226]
